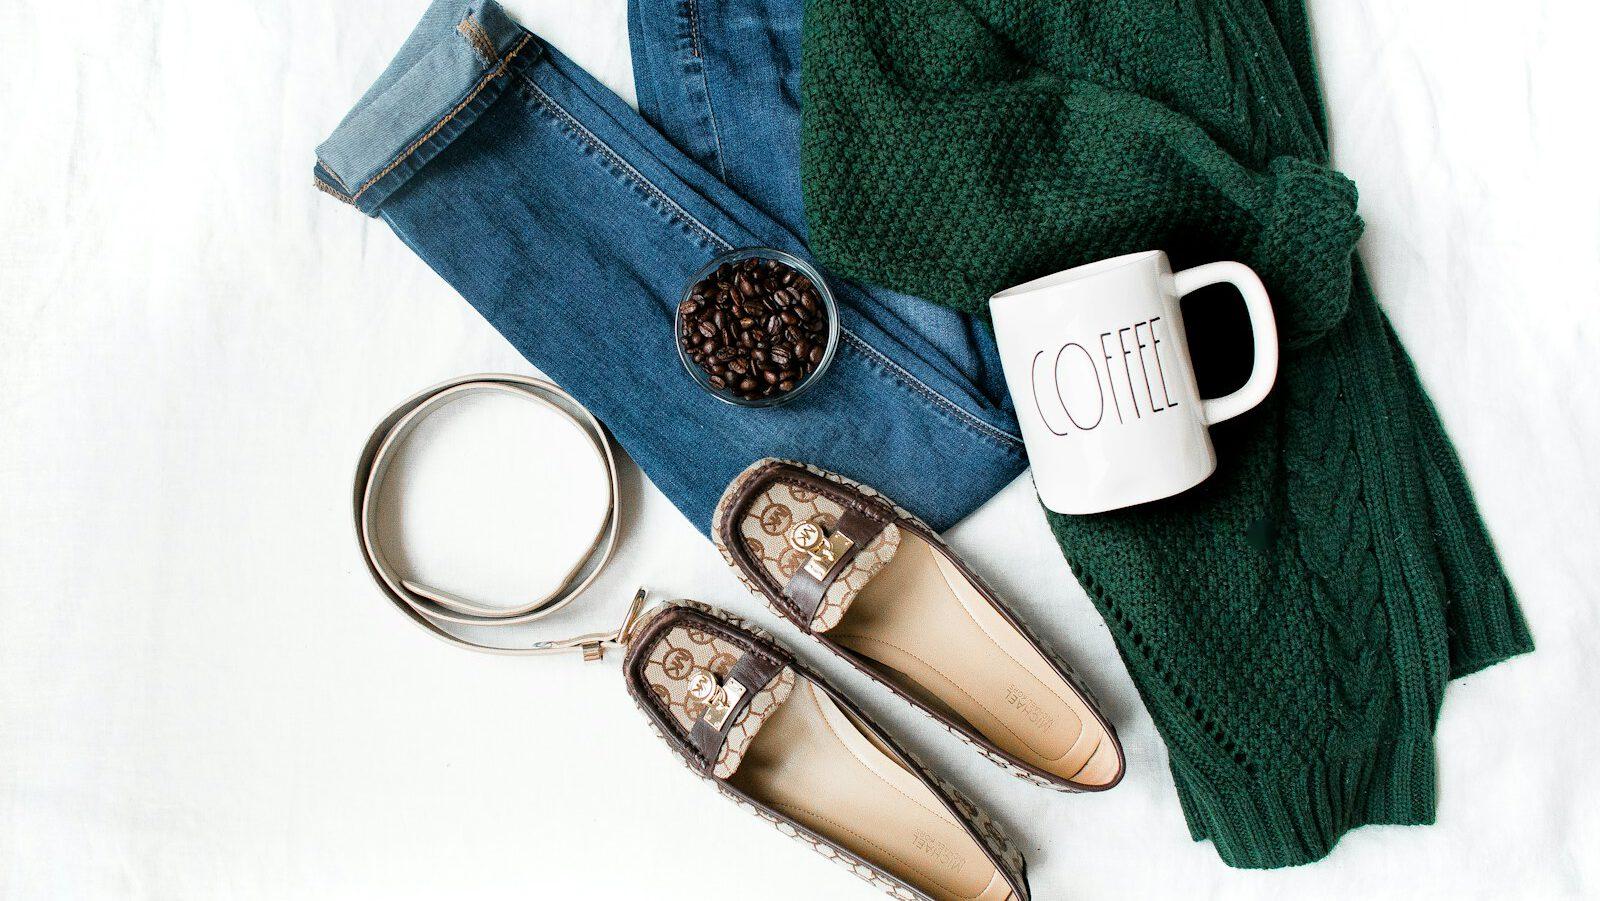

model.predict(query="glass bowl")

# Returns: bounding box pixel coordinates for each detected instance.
[675,247,840,408]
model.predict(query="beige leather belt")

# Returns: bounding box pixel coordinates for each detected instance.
[353,374,643,658]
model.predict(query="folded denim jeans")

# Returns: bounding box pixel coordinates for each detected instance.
[314,0,1025,532]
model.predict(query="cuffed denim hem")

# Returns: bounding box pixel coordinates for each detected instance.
[313,0,1026,533]
[314,1,533,215]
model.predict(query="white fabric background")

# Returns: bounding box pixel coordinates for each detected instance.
[2,1,1596,897]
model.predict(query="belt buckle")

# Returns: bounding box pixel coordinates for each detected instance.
[575,587,649,662]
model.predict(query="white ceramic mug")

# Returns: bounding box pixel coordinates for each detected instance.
[990,250,1279,514]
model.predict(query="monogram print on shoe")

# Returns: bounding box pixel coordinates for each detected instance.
[636,609,796,780]
[644,625,751,733]
[735,478,901,632]
[713,667,795,779]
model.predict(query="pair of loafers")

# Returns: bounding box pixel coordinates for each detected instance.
[623,459,1122,900]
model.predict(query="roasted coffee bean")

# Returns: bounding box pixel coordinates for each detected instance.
[680,255,832,401]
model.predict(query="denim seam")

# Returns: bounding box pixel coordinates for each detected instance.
[683,0,730,183]
[686,0,702,57]
[514,67,1021,452]
[314,177,355,203]
[349,33,534,205]
[456,15,499,64]
[516,72,728,251]
[841,331,1025,451]
[315,161,356,203]
[317,160,353,192]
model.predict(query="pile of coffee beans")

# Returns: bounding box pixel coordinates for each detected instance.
[678,256,831,402]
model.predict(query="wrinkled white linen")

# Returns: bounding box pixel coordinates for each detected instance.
[1,1,1596,897]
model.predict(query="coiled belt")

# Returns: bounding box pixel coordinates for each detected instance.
[353,374,642,658]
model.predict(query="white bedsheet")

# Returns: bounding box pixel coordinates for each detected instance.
[2,1,1596,897]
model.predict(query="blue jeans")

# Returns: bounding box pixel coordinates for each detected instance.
[314,0,1025,533]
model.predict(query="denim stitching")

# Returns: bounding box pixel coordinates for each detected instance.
[683,0,730,183]
[517,68,1021,451]
[841,331,1024,451]
[517,72,728,251]
[316,159,353,193]
[456,15,499,64]
[314,177,354,203]
[686,0,702,57]
[315,160,355,201]
[350,34,534,204]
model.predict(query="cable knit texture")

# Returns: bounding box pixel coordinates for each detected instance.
[799,0,1533,868]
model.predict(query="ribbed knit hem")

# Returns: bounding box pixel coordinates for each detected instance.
[1171,735,1437,869]
[1446,575,1534,679]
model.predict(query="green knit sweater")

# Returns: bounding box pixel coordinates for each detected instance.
[800,0,1533,867]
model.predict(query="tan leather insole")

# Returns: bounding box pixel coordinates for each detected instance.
[832,534,1118,786]
[730,679,1013,901]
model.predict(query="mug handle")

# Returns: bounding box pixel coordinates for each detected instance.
[1171,262,1280,426]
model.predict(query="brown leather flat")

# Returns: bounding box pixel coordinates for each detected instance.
[625,601,1030,901]
[713,459,1124,792]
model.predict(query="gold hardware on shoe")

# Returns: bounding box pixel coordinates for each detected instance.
[790,521,854,580]
[687,667,719,702]
[689,666,747,730]
[703,680,745,729]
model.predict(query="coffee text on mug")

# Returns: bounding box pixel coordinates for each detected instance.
[1030,316,1181,435]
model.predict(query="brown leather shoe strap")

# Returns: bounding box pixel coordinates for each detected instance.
[354,374,635,656]
[689,650,785,761]
[782,507,886,628]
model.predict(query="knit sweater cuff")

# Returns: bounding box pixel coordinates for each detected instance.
[1254,157,1364,348]
[1171,735,1437,868]
[1447,574,1535,679]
